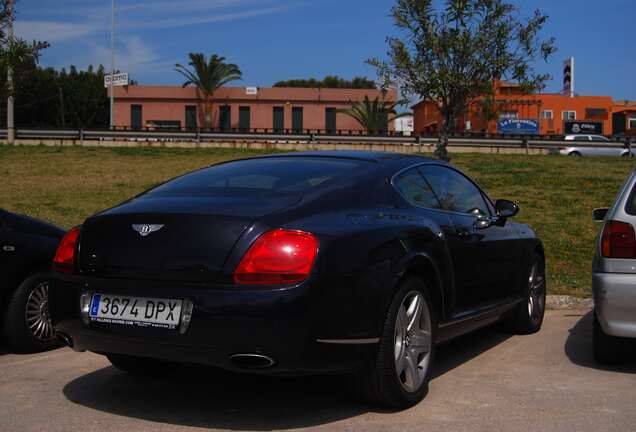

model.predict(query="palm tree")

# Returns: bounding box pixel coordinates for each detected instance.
[175,53,242,128]
[338,96,410,135]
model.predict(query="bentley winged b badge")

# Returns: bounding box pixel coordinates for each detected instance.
[132,224,164,237]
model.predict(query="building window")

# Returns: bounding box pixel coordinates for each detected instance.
[273,107,284,132]
[499,111,518,119]
[131,105,142,130]
[325,108,337,133]
[540,110,553,119]
[239,106,251,131]
[562,110,576,120]
[185,106,197,130]
[292,107,304,133]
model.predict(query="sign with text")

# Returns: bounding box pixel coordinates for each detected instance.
[497,118,539,135]
[104,72,129,88]
[564,120,603,135]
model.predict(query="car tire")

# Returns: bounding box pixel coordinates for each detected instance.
[2,273,61,353]
[355,277,436,409]
[593,311,623,365]
[568,151,582,157]
[106,353,180,376]
[505,253,546,334]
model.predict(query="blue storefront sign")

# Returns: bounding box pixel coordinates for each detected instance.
[497,118,539,135]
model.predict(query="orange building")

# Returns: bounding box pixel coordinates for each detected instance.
[612,101,636,136]
[109,85,396,133]
[413,82,614,136]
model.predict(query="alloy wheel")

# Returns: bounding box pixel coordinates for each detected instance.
[394,290,432,392]
[527,262,546,322]
[24,282,55,341]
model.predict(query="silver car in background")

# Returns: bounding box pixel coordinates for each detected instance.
[592,169,636,363]
[560,134,633,157]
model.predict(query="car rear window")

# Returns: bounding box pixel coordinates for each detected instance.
[146,157,369,196]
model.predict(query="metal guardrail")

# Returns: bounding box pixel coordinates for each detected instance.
[0,128,631,150]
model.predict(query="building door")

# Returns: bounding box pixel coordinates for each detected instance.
[292,107,303,133]
[239,107,251,131]
[131,105,142,130]
[273,107,284,133]
[185,106,197,130]
[219,106,231,131]
[325,108,337,134]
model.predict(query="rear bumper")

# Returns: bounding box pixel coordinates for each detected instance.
[49,274,379,375]
[592,272,636,338]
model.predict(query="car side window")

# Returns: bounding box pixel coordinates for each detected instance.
[591,136,608,142]
[419,165,490,216]
[393,168,442,209]
[573,136,589,141]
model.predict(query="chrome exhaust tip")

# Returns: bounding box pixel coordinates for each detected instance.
[229,353,276,369]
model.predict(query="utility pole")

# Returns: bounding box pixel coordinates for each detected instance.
[109,0,115,129]
[58,87,65,128]
[7,0,14,144]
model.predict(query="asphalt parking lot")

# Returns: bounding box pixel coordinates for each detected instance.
[1,309,635,432]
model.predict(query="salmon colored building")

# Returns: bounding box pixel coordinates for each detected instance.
[109,85,397,133]
[413,81,614,136]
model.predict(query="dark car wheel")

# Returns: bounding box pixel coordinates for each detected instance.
[593,311,623,365]
[568,151,582,157]
[505,253,546,334]
[3,273,60,353]
[107,353,180,376]
[356,277,435,408]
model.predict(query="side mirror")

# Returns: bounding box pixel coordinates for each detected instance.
[495,199,519,218]
[592,207,609,223]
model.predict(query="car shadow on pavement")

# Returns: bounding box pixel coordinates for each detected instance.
[564,311,636,373]
[62,324,511,430]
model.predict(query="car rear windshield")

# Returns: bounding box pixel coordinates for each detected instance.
[146,157,369,197]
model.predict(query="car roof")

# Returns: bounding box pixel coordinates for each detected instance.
[254,151,443,171]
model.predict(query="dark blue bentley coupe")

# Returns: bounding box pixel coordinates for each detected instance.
[50,151,545,408]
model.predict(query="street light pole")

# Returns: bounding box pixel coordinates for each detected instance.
[7,0,14,144]
[109,0,115,129]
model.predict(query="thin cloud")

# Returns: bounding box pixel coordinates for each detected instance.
[15,20,96,42]
[118,0,253,13]
[121,6,288,30]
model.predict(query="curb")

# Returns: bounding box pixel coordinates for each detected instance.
[546,295,593,310]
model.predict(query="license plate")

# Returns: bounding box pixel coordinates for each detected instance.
[89,294,182,330]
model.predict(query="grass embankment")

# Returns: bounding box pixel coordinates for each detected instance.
[1,145,633,296]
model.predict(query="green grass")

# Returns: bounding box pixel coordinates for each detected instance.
[1,144,633,297]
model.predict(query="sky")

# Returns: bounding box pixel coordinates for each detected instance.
[14,0,636,101]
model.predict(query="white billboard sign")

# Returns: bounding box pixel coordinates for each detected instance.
[104,72,129,88]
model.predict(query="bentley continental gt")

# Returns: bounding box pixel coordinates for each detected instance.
[49,151,545,408]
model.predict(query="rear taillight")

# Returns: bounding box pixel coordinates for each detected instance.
[53,226,81,273]
[233,229,319,285]
[601,220,636,258]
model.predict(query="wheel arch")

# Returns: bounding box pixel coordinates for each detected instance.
[393,251,446,323]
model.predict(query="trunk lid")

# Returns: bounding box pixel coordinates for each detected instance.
[78,194,299,282]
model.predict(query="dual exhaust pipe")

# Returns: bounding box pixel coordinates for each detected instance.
[56,332,275,370]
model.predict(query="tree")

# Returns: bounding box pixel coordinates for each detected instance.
[369,0,556,160]
[274,75,376,89]
[175,53,242,128]
[337,95,410,135]
[0,0,49,141]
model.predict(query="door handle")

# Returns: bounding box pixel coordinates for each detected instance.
[2,245,15,252]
